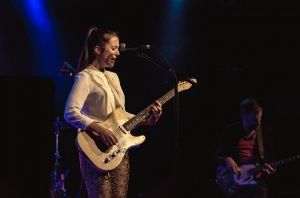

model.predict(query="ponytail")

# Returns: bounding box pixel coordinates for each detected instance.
[77,26,98,73]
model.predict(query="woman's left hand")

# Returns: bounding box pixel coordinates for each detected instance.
[141,100,162,126]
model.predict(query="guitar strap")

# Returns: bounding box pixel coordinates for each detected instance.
[256,126,264,161]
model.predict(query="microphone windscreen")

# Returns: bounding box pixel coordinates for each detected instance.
[120,43,126,52]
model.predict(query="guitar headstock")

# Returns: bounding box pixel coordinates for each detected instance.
[59,61,76,77]
[178,77,198,92]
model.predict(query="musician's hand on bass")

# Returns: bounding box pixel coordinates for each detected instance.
[262,163,276,175]
[224,157,241,175]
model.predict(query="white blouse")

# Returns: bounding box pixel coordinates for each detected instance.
[64,65,133,130]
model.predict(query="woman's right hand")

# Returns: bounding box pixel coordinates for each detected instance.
[224,157,240,175]
[87,122,118,147]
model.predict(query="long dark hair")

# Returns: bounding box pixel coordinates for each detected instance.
[76,26,119,73]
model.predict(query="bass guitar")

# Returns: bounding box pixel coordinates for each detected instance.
[76,78,197,172]
[215,154,300,197]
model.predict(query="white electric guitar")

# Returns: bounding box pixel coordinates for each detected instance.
[215,154,300,197]
[76,78,197,172]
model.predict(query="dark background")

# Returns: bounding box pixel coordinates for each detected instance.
[1,0,299,197]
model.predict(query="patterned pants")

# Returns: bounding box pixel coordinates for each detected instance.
[79,152,130,198]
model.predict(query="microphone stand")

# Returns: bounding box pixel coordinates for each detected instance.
[135,51,181,172]
[50,117,68,198]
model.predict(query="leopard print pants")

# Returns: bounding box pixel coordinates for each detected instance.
[79,151,130,198]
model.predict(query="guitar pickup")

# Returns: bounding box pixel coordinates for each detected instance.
[103,148,126,164]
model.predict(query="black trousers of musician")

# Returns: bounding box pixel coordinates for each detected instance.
[231,182,267,198]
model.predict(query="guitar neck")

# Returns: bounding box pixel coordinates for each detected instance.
[270,155,300,168]
[245,155,300,176]
[123,88,177,131]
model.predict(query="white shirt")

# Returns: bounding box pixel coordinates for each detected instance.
[64,65,133,130]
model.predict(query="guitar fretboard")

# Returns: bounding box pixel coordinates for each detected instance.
[270,155,300,168]
[123,88,177,131]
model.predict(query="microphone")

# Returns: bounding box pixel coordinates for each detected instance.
[119,43,151,52]
[59,62,75,77]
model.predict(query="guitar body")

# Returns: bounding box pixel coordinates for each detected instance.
[234,164,259,185]
[216,165,242,197]
[215,164,260,197]
[76,107,146,172]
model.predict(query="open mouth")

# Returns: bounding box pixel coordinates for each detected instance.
[111,57,116,63]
